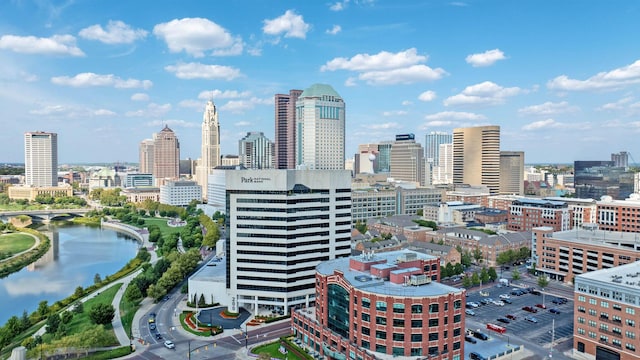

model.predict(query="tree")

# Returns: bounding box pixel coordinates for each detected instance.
[73,286,85,298]
[46,314,60,334]
[453,263,464,275]
[488,267,498,281]
[480,268,490,284]
[518,247,531,261]
[20,310,31,331]
[94,273,102,284]
[471,272,480,286]
[460,251,472,267]
[537,275,549,288]
[472,247,483,263]
[73,301,84,314]
[462,276,472,288]
[36,300,49,320]
[88,304,115,325]
[511,268,520,281]
[60,311,73,324]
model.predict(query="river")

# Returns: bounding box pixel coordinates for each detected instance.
[0,223,139,325]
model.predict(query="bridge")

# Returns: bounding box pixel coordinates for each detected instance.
[0,208,93,222]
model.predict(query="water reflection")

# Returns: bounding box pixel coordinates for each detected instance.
[0,224,138,325]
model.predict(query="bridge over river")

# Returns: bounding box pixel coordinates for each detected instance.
[0,208,92,222]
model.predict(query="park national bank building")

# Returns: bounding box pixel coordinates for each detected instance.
[224,169,352,315]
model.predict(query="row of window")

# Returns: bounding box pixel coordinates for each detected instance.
[359,299,461,313]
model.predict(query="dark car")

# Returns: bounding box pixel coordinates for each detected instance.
[530,289,542,296]
[505,314,517,320]
[473,332,489,341]
[502,298,513,304]
[522,306,538,313]
[470,352,488,360]
[465,335,477,344]
[155,333,162,340]
[549,308,561,314]
[149,323,156,330]
[497,317,510,324]
[552,297,568,304]
[524,316,538,323]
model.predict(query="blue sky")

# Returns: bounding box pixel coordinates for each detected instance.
[1,0,640,164]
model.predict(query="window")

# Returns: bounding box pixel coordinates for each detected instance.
[376,330,386,339]
[626,343,636,351]
[454,314,461,323]
[362,313,370,322]
[613,304,622,311]
[428,333,438,341]
[393,318,404,327]
[589,298,597,305]
[588,320,597,327]
[578,295,586,302]
[627,308,636,315]
[362,298,370,308]
[393,333,404,341]
[376,317,386,325]
[627,319,635,327]
[376,301,387,312]
[626,331,636,339]
[601,301,609,308]
[411,320,422,328]
[429,318,439,327]
[577,317,585,324]
[393,303,405,313]
[411,304,423,314]
[429,303,439,313]
[577,306,586,313]
[589,309,597,316]
[578,328,585,335]
[454,300,461,309]
[453,341,461,350]
[362,327,370,336]
[375,344,386,353]
[453,328,461,337]
[411,333,422,342]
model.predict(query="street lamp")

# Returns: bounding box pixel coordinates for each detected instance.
[244,324,248,349]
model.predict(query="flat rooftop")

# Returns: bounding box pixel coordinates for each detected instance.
[550,228,640,249]
[316,250,463,298]
[190,256,226,282]
[577,261,640,292]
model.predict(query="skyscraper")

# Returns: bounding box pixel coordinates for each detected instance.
[152,125,180,183]
[499,151,525,195]
[453,125,501,194]
[611,151,629,169]
[390,134,427,186]
[195,100,221,200]
[433,143,453,184]
[139,139,154,174]
[24,131,58,187]
[425,131,452,167]
[238,131,274,169]
[296,84,345,170]
[274,89,302,169]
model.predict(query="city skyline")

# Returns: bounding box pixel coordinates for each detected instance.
[1,1,640,164]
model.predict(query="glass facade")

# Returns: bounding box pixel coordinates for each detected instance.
[574,160,634,200]
[327,284,350,338]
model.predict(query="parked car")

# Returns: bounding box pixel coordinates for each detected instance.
[522,306,538,313]
[466,309,476,316]
[549,308,561,314]
[470,351,488,360]
[473,332,489,341]
[481,298,493,305]
[465,335,477,344]
[164,340,175,349]
[497,317,510,324]
[552,297,568,304]
[524,316,539,323]
[531,289,542,296]
[535,303,547,309]
[502,298,513,304]
[511,289,525,296]
[492,300,505,306]
[499,294,511,300]
[505,314,517,320]
[467,302,480,308]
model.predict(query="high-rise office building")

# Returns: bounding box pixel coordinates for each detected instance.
[296,84,345,170]
[139,139,154,174]
[24,131,58,187]
[390,134,427,186]
[152,125,180,183]
[425,131,452,167]
[274,89,302,169]
[225,169,352,314]
[453,125,501,194]
[354,142,393,174]
[611,151,629,169]
[433,143,453,184]
[238,131,274,169]
[500,151,525,195]
[195,100,221,200]
[574,160,634,200]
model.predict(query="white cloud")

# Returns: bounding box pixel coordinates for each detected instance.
[29,105,68,115]
[322,48,446,85]
[418,90,436,102]
[329,1,349,11]
[126,103,171,117]
[164,62,241,80]
[381,111,407,117]
[263,10,310,39]
[51,72,152,89]
[197,89,251,99]
[518,101,580,116]
[235,121,251,127]
[548,59,640,91]
[443,81,522,106]
[79,20,147,44]
[131,93,150,101]
[326,25,342,35]
[93,109,116,116]
[221,97,271,114]
[367,122,402,129]
[145,119,199,128]
[153,18,243,57]
[0,34,84,56]
[421,120,454,128]
[598,96,634,111]
[425,111,487,121]
[178,99,202,109]
[29,104,116,118]
[401,100,413,106]
[465,49,506,67]
[344,77,357,87]
[521,118,589,131]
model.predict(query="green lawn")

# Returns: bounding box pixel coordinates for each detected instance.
[0,233,36,254]
[252,341,308,360]
[66,283,122,337]
[142,217,183,235]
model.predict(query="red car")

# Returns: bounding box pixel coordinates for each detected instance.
[535,303,547,309]
[522,306,538,313]
[505,314,517,320]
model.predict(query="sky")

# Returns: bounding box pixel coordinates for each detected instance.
[1,0,640,165]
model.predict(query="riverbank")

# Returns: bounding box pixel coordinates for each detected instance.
[0,228,49,279]
[100,219,149,245]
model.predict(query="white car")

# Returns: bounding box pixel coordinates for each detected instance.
[164,340,175,349]
[492,300,505,306]
[499,294,511,300]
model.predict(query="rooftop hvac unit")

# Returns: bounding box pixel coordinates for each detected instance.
[408,274,431,286]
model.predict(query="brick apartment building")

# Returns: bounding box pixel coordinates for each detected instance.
[507,198,572,232]
[597,195,640,233]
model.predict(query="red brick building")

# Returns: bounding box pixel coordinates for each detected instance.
[291,250,465,360]
[597,196,640,233]
[507,198,572,232]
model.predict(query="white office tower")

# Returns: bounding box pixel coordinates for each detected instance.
[433,143,453,184]
[225,169,352,314]
[238,131,274,169]
[425,131,452,167]
[296,84,345,170]
[196,100,221,201]
[24,131,58,187]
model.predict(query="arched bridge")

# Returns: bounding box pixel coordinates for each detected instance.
[0,208,93,222]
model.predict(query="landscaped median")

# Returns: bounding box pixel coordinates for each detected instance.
[251,336,314,360]
[180,311,223,336]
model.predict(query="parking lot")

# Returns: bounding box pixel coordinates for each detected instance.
[464,285,574,359]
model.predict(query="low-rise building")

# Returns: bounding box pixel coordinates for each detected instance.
[597,195,640,233]
[7,184,73,201]
[159,180,202,206]
[121,187,160,203]
[291,250,465,360]
[573,261,640,360]
[507,198,572,232]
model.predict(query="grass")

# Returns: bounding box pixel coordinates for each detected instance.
[252,341,307,360]
[119,286,140,338]
[66,283,121,337]
[0,233,35,254]
[142,217,183,235]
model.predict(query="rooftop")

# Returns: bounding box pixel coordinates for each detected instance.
[577,261,640,292]
[316,250,463,298]
[549,228,640,248]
